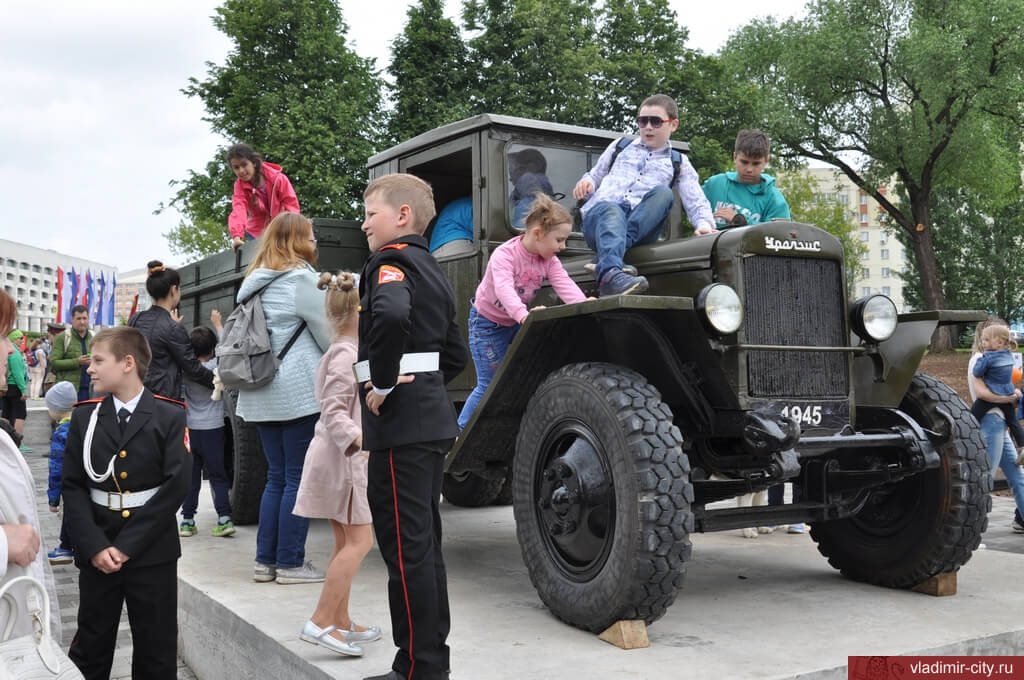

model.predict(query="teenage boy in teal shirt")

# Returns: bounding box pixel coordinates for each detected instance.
[702,129,790,230]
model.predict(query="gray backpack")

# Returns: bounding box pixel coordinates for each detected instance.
[216,271,307,390]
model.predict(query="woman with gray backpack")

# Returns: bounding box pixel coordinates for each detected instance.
[231,212,333,585]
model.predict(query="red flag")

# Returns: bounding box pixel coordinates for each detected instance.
[56,267,65,324]
[128,293,139,319]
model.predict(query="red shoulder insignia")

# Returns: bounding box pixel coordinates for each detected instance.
[73,398,104,407]
[154,395,187,409]
[378,265,406,284]
[379,243,409,251]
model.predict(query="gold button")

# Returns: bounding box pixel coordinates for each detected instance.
[119,450,127,458]
[121,510,130,518]
[119,471,128,479]
[123,490,131,495]
[357,305,362,312]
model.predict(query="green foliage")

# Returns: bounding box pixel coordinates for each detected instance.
[776,170,866,295]
[721,0,1024,349]
[388,0,473,143]
[164,0,384,260]
[898,187,1024,324]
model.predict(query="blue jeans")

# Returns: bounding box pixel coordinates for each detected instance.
[581,185,674,282]
[255,413,318,569]
[980,412,1024,518]
[180,427,232,519]
[457,306,520,430]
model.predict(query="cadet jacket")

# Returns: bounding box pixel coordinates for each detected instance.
[129,305,214,399]
[61,390,191,569]
[358,235,469,451]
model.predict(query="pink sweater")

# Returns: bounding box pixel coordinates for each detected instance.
[474,236,587,325]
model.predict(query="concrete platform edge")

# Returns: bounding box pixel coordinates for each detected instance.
[178,577,334,680]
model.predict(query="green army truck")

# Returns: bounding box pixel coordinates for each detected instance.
[179,114,990,634]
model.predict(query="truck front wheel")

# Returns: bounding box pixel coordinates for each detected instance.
[513,363,693,632]
[222,389,267,525]
[810,372,991,586]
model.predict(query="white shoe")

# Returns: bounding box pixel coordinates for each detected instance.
[740,527,758,539]
[300,620,363,656]
[757,526,775,534]
[339,623,382,643]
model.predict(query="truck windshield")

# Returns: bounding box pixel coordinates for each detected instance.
[506,144,590,230]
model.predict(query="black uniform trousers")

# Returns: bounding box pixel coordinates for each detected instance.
[368,439,453,680]
[69,560,178,680]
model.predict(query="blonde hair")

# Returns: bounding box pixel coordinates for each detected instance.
[524,194,572,233]
[246,212,317,274]
[981,323,1016,351]
[973,316,1008,353]
[364,174,436,233]
[316,271,359,337]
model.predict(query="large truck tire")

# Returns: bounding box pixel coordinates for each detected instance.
[810,372,990,587]
[222,389,266,525]
[513,362,693,632]
[442,471,504,507]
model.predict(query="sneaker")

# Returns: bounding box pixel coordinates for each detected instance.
[179,520,197,537]
[584,262,638,277]
[1013,512,1024,534]
[211,518,235,537]
[18,444,33,454]
[47,546,73,565]
[253,561,277,583]
[757,526,775,534]
[598,270,649,297]
[786,523,806,534]
[276,561,325,585]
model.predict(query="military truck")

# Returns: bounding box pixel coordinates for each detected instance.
[179,114,990,634]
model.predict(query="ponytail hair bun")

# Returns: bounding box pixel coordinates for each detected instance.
[145,260,180,301]
[319,270,360,332]
[524,193,572,233]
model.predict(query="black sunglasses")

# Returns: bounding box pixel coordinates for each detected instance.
[636,116,673,129]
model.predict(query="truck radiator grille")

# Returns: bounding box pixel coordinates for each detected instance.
[743,256,848,398]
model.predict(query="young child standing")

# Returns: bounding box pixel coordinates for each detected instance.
[358,174,469,680]
[457,194,588,430]
[573,93,715,297]
[178,312,234,539]
[45,380,78,565]
[702,129,791,229]
[61,327,191,680]
[293,271,380,658]
[227,143,301,250]
[970,324,1024,451]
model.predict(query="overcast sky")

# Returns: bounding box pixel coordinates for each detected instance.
[0,0,806,271]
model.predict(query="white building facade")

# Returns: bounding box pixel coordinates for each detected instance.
[0,239,117,333]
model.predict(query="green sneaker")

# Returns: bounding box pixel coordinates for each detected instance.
[179,520,197,537]
[212,519,235,537]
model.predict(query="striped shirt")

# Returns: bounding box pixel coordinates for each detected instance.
[580,138,715,231]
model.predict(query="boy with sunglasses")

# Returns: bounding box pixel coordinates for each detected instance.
[573,93,715,297]
[702,129,790,229]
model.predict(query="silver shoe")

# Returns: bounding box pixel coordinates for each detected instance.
[253,561,276,583]
[300,620,363,656]
[340,623,382,643]
[276,560,326,585]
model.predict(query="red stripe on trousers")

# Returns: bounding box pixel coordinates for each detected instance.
[390,449,416,679]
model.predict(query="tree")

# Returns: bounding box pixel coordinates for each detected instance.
[462,0,602,125]
[162,0,384,259]
[776,169,867,295]
[722,0,1024,350]
[898,187,1024,325]
[388,0,473,143]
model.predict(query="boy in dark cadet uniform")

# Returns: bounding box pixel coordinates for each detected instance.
[358,173,469,680]
[61,327,191,680]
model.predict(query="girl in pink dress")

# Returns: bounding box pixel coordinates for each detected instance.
[293,271,380,657]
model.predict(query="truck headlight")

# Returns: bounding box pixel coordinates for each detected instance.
[850,294,898,342]
[697,284,743,334]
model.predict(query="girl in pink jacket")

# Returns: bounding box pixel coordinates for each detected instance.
[227,143,301,250]
[457,194,589,430]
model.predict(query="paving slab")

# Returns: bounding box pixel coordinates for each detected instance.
[177,482,1024,680]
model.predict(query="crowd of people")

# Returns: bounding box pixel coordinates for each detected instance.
[2,91,1019,680]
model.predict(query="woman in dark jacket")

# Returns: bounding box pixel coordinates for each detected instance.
[128,261,214,399]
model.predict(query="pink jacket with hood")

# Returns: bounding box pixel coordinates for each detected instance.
[228,161,301,240]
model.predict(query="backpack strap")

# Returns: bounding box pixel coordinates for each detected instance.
[276,320,307,361]
[669,149,682,188]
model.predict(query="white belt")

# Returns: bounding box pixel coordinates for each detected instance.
[353,352,440,383]
[90,486,161,511]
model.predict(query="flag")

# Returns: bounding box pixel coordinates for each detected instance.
[88,271,99,326]
[129,293,139,319]
[56,268,65,324]
[94,271,106,327]
[61,268,73,322]
[69,268,79,319]
[105,272,116,325]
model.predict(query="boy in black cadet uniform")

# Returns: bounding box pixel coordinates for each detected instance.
[61,327,191,680]
[358,173,469,680]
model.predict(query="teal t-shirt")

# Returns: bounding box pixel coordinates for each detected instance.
[702,172,790,228]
